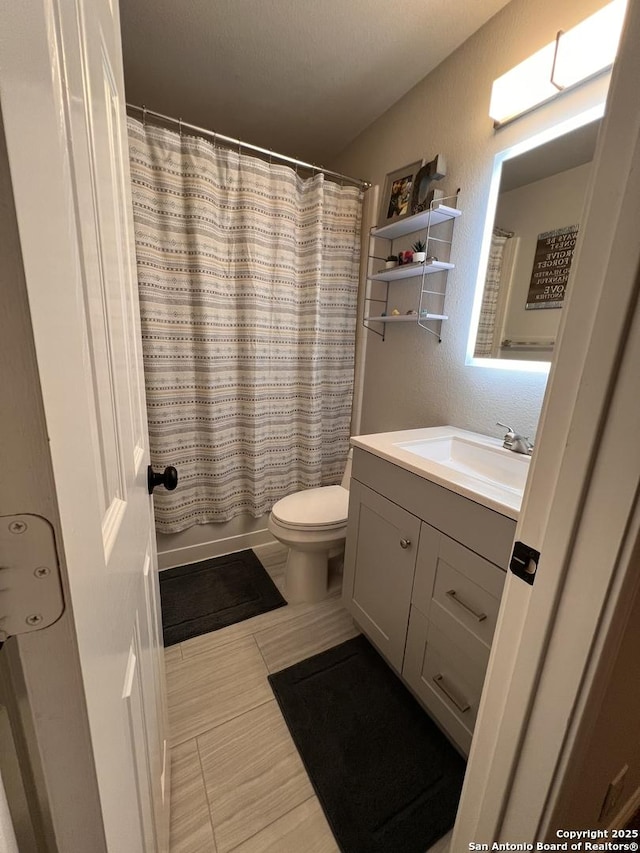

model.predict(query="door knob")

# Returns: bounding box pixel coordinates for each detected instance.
[400,538,411,549]
[147,465,178,495]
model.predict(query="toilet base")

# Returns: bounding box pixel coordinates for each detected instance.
[268,514,347,605]
[284,548,329,604]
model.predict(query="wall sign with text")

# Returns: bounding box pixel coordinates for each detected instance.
[525,225,579,310]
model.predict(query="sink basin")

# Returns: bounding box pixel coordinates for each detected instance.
[351,426,530,518]
[393,434,529,494]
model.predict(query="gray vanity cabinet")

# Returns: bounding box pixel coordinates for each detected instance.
[342,447,517,754]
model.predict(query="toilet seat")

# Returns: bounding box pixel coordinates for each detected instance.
[271,485,348,530]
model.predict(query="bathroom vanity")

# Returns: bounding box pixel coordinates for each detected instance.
[342,426,529,755]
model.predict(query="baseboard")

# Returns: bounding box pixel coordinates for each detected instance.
[608,784,640,829]
[158,527,275,570]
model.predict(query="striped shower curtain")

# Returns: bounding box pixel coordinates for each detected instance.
[475,227,513,357]
[127,118,363,533]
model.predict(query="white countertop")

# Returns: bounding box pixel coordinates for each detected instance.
[350,425,529,520]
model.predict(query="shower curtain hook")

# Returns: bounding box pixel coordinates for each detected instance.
[142,103,147,126]
[178,117,183,137]
[212,131,217,148]
[268,149,273,166]
[238,139,242,157]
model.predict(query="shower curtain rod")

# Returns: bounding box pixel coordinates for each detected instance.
[126,103,371,189]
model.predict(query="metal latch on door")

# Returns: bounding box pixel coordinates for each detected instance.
[0,514,64,641]
[509,541,540,586]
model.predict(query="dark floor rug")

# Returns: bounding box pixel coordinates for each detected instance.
[159,549,286,646]
[269,634,465,853]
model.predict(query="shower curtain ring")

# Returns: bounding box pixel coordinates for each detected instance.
[178,117,183,137]
[142,104,147,126]
[269,149,273,165]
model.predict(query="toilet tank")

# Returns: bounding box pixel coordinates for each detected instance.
[340,449,353,491]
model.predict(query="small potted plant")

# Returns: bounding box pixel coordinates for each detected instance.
[385,254,398,269]
[411,240,427,263]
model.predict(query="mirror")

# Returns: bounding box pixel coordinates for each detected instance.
[470,114,601,365]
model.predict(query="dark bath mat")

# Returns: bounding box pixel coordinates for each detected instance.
[160,549,287,646]
[268,634,465,853]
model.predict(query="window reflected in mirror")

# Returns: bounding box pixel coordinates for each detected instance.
[474,119,600,362]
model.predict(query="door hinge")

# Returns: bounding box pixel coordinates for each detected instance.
[509,541,540,586]
[0,514,65,641]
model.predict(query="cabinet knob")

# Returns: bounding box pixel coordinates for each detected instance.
[399,538,411,550]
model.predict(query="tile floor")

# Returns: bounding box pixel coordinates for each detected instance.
[165,541,452,853]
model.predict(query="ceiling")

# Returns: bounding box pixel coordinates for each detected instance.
[120,0,512,167]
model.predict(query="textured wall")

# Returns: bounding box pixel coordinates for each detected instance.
[334,0,609,442]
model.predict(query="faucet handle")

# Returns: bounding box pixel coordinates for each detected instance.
[496,421,515,438]
[497,422,533,455]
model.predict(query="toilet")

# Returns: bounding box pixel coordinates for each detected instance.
[268,453,352,603]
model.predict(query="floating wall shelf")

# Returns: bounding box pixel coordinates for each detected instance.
[363,313,449,323]
[363,199,461,342]
[370,260,454,282]
[371,205,462,240]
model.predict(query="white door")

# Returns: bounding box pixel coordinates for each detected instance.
[0,1,169,851]
[454,0,640,843]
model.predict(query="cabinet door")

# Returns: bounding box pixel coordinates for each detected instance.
[342,480,421,672]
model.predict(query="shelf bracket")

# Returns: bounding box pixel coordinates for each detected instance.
[362,318,385,340]
[417,322,443,342]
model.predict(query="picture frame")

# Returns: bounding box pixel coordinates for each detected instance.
[378,160,423,226]
[410,154,447,215]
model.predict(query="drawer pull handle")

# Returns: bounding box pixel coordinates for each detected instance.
[433,673,471,713]
[399,538,411,550]
[446,589,487,623]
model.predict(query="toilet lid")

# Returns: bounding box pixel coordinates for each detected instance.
[271,485,349,529]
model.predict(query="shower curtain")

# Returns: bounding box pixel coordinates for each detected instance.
[127,118,363,533]
[475,227,513,357]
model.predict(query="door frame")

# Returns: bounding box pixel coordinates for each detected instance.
[454,0,640,842]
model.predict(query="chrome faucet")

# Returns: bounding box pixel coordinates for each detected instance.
[496,422,534,455]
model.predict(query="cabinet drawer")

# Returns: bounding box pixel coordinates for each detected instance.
[432,549,504,649]
[412,528,506,648]
[404,606,489,755]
